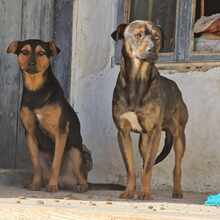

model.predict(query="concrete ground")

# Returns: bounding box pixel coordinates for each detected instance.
[0,170,219,220]
[0,185,219,220]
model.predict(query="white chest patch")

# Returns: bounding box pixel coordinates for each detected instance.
[36,113,43,121]
[120,111,142,132]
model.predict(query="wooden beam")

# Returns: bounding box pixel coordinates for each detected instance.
[124,0,131,22]
[157,61,220,72]
[54,0,73,99]
[200,0,205,17]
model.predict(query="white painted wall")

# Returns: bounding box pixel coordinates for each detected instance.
[70,0,220,193]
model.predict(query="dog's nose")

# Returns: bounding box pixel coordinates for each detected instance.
[145,41,154,53]
[145,46,154,53]
[28,54,36,67]
[147,47,154,53]
[29,60,36,67]
[27,60,37,73]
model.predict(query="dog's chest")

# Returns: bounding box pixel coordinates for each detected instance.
[120,112,143,132]
[119,101,161,133]
[36,113,43,121]
[34,105,61,137]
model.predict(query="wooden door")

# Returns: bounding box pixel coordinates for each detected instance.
[0,0,73,168]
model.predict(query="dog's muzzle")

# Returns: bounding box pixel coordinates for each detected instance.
[26,63,38,74]
[136,50,158,62]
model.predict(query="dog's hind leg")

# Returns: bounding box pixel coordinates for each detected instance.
[69,148,88,193]
[171,102,187,199]
[172,128,185,198]
[58,150,77,190]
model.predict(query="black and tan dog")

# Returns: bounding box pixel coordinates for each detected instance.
[111,20,188,200]
[7,39,124,193]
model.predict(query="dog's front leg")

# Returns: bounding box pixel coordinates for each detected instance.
[25,132,42,190]
[117,120,136,199]
[138,127,161,200]
[47,123,69,192]
[20,107,42,191]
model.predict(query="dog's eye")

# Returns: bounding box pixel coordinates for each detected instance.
[37,51,46,56]
[21,50,30,56]
[135,32,145,39]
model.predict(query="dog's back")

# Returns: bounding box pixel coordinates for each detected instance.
[159,74,188,126]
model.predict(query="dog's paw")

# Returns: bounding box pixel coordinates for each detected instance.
[137,191,153,200]
[72,184,88,193]
[172,191,183,199]
[26,183,41,191]
[119,190,135,199]
[47,184,59,193]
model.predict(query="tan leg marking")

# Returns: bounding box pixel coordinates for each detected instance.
[20,107,42,191]
[138,128,161,200]
[117,118,136,199]
[47,123,69,192]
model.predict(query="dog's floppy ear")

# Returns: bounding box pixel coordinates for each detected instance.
[111,23,128,41]
[7,41,19,54]
[48,41,60,56]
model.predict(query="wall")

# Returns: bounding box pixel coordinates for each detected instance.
[70,0,220,192]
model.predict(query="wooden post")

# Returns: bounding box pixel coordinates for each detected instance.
[54,0,73,98]
[124,0,131,22]
[200,0,205,17]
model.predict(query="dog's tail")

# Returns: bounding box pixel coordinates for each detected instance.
[154,129,173,165]
[88,183,125,191]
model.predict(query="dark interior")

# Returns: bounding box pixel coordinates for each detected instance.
[196,0,220,21]
[130,0,177,53]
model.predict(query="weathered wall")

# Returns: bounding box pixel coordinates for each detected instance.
[71,0,220,192]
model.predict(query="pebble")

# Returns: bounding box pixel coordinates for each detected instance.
[148,205,154,209]
[37,200,44,205]
[17,196,26,200]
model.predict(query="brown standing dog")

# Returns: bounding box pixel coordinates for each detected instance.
[111,20,188,200]
[7,39,124,193]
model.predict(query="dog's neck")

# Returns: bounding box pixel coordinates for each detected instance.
[22,65,52,92]
[122,56,155,81]
[121,56,159,107]
[21,65,64,109]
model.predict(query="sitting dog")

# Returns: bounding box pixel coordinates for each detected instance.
[7,39,124,192]
[111,21,188,200]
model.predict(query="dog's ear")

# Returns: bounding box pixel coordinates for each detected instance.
[111,23,128,41]
[153,25,162,52]
[48,41,61,56]
[7,41,19,54]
